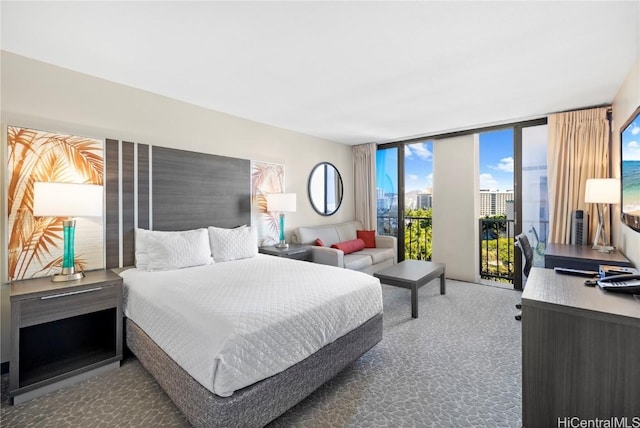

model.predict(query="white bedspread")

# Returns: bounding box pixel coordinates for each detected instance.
[121,254,382,397]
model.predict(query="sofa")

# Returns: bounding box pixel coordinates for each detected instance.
[294,220,397,275]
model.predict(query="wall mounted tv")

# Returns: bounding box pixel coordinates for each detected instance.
[621,105,640,232]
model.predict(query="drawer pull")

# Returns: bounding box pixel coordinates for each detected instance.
[40,287,103,300]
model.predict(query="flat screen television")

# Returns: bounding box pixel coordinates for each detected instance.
[621,105,640,232]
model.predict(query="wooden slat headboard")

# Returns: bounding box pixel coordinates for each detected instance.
[105,141,251,269]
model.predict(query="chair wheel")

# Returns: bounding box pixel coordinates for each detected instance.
[515,312,522,321]
[515,303,522,309]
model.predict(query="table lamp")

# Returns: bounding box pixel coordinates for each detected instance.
[584,178,620,253]
[266,193,297,249]
[33,182,103,281]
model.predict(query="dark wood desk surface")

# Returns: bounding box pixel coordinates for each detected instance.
[523,267,640,324]
[521,268,640,426]
[544,243,632,270]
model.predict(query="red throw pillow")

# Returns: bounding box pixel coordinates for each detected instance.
[314,238,324,247]
[331,238,366,254]
[357,230,376,248]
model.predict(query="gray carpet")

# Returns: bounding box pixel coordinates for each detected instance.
[1,279,523,427]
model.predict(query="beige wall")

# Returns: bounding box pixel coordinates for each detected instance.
[0,51,355,363]
[431,58,640,279]
[3,50,639,365]
[432,134,480,282]
[611,58,640,266]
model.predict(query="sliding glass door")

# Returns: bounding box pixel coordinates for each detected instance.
[404,141,434,261]
[377,119,547,288]
[376,141,434,263]
[519,124,549,266]
[478,129,515,284]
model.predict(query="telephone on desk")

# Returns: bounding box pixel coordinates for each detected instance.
[596,274,640,294]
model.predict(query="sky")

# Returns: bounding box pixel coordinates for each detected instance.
[404,141,433,192]
[622,112,640,161]
[402,129,514,193]
[478,128,514,192]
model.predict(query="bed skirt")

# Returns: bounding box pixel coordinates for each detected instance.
[126,312,383,427]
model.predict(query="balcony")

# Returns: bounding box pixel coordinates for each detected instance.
[479,218,515,283]
[378,214,433,261]
[378,214,546,286]
[378,214,547,285]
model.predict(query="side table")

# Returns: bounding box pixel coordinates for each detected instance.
[258,244,312,261]
[9,269,123,404]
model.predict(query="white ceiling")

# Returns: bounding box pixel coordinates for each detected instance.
[2,1,639,145]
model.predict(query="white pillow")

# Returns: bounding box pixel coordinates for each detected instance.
[135,228,153,269]
[208,225,258,262]
[136,228,213,271]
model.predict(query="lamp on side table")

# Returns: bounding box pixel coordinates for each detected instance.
[266,193,297,249]
[33,182,103,281]
[584,178,620,253]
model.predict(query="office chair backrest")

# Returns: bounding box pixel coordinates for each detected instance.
[515,233,534,278]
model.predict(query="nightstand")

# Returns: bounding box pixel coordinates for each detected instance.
[259,244,312,261]
[9,269,123,404]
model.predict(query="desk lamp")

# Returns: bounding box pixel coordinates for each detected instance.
[584,178,620,253]
[33,182,103,281]
[266,193,297,249]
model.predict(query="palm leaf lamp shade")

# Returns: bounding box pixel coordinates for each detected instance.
[584,178,620,253]
[33,182,103,281]
[266,193,297,249]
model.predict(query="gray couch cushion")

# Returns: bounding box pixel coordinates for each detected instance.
[343,253,373,271]
[335,221,362,242]
[356,247,395,265]
[297,226,340,247]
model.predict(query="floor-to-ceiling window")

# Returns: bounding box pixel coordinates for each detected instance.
[520,124,548,266]
[477,122,548,289]
[478,129,515,283]
[378,118,547,289]
[376,141,434,262]
[404,141,434,260]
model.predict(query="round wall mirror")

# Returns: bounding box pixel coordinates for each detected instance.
[308,162,344,216]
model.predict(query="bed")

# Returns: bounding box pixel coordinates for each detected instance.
[104,144,383,426]
[119,226,383,427]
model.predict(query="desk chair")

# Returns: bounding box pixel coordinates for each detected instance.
[514,232,534,321]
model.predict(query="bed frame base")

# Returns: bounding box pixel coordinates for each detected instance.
[126,312,383,427]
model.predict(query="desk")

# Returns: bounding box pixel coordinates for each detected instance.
[521,267,640,427]
[544,243,632,271]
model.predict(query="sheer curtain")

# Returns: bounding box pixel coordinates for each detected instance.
[353,143,377,230]
[547,107,610,244]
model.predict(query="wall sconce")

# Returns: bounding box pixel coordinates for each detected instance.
[33,182,103,281]
[584,178,620,253]
[266,193,297,249]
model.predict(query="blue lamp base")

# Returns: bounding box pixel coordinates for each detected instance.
[52,219,84,282]
[275,213,289,249]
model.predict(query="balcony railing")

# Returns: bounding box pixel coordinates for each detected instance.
[405,216,432,260]
[379,214,546,285]
[378,214,432,261]
[478,218,515,283]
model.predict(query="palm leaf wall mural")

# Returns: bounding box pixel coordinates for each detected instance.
[251,161,285,245]
[7,126,104,281]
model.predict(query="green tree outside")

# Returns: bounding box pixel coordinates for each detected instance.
[480,215,514,282]
[402,210,514,283]
[404,208,432,260]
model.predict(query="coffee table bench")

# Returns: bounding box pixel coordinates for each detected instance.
[373,260,446,318]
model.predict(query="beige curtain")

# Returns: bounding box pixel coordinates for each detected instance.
[548,107,610,244]
[353,143,377,230]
